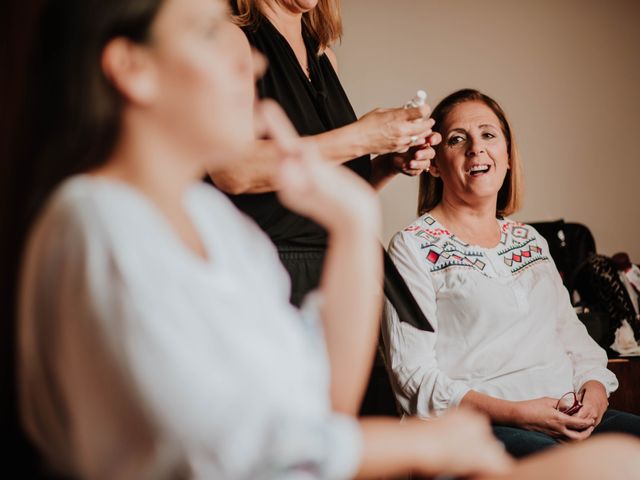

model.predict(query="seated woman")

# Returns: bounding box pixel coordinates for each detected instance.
[383,88,640,458]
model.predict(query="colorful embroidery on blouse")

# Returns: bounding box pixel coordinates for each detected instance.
[404,216,549,277]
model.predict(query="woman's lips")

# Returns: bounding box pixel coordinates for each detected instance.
[467,164,491,176]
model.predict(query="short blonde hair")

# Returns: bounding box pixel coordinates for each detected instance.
[231,0,342,52]
[418,89,523,217]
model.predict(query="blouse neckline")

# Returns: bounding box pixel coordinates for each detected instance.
[423,212,508,252]
[70,175,218,271]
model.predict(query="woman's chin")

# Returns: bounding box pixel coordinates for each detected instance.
[204,141,253,172]
[462,185,503,203]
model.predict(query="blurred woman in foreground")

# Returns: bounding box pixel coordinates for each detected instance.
[13,1,640,479]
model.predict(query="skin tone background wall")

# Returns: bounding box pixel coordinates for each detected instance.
[334,0,640,262]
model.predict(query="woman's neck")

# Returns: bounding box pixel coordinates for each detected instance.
[94,116,209,260]
[99,129,197,205]
[430,193,501,248]
[262,2,303,41]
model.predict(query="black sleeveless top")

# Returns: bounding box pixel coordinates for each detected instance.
[226,14,371,247]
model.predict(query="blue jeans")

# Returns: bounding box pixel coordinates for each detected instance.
[492,409,640,458]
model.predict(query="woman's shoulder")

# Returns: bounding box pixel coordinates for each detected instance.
[391,213,453,249]
[35,175,120,235]
[497,217,548,248]
[387,214,455,274]
[23,176,129,281]
[31,176,162,254]
[494,217,553,273]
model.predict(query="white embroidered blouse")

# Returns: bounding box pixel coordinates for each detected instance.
[383,213,618,418]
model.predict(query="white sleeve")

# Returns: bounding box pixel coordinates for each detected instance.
[535,234,619,396]
[382,232,471,418]
[24,201,362,480]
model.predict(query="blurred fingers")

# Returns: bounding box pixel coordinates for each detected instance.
[563,426,595,441]
[402,119,432,138]
[426,131,442,147]
[406,158,430,171]
[402,104,431,121]
[255,99,299,153]
[564,414,596,431]
[416,145,436,161]
[482,443,516,475]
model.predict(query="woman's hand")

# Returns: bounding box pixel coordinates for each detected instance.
[410,410,514,478]
[574,380,609,428]
[384,131,442,176]
[511,397,596,441]
[356,105,434,156]
[256,99,381,235]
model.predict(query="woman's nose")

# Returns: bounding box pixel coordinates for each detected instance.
[465,137,485,157]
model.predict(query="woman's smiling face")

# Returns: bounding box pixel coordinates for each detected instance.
[432,100,510,205]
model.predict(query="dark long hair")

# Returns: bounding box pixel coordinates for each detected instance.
[418,88,523,217]
[0,0,165,475]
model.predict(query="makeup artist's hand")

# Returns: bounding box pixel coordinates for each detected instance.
[379,130,441,176]
[355,105,433,155]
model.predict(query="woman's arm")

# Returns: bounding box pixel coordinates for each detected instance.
[260,101,382,414]
[356,412,513,479]
[212,108,436,194]
[551,262,618,395]
[383,232,472,416]
[359,406,639,480]
[209,22,435,194]
[317,212,382,414]
[536,233,617,429]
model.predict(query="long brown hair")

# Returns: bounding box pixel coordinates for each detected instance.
[0,0,166,473]
[232,0,342,52]
[418,89,523,217]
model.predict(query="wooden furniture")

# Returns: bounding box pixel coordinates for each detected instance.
[607,356,640,415]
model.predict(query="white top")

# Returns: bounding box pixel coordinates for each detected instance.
[19,176,361,480]
[382,213,618,419]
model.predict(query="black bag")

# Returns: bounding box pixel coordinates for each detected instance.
[527,220,628,352]
[529,219,595,293]
[573,254,640,351]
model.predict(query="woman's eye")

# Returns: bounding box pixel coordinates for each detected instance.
[482,132,496,140]
[447,135,465,146]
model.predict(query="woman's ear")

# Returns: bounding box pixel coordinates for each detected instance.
[101,37,158,104]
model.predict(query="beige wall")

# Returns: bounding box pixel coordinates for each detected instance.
[334,0,640,262]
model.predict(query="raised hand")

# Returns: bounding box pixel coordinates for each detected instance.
[256,99,381,234]
[384,130,442,177]
[356,104,433,156]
